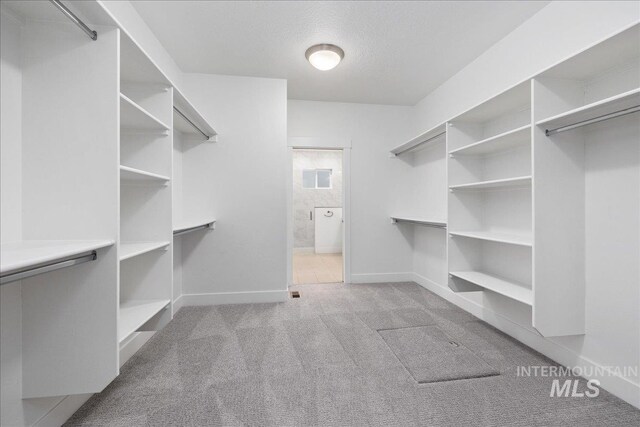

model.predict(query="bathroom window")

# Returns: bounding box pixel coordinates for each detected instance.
[302,169,332,189]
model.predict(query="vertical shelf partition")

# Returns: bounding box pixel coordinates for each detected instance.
[447,81,534,312]
[118,34,174,345]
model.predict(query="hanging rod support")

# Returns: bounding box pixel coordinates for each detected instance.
[0,251,97,285]
[545,105,640,136]
[49,0,97,41]
[173,107,213,141]
[394,131,446,156]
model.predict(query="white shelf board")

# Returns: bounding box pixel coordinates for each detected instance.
[450,271,532,305]
[390,123,446,156]
[536,88,640,131]
[390,216,446,228]
[449,176,531,190]
[449,231,532,247]
[120,34,170,85]
[174,87,218,141]
[173,219,216,236]
[450,125,531,156]
[120,93,170,131]
[120,165,170,183]
[1,240,114,274]
[452,81,530,123]
[119,241,169,261]
[119,299,170,342]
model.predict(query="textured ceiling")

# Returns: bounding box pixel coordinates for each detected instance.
[132,1,548,105]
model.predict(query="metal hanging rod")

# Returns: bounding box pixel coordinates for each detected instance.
[173,107,213,140]
[0,251,97,285]
[49,0,97,41]
[545,105,640,136]
[391,217,447,229]
[394,131,446,156]
[173,222,216,237]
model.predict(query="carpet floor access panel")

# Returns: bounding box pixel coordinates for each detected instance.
[66,282,640,426]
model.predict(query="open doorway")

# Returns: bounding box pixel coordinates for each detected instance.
[291,149,344,284]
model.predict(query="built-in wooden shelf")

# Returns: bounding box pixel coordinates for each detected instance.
[119,241,169,261]
[537,88,640,132]
[449,270,533,305]
[120,165,170,184]
[449,231,532,247]
[118,299,170,342]
[390,123,446,156]
[449,176,532,191]
[450,125,531,156]
[390,216,446,229]
[1,240,114,275]
[120,93,170,131]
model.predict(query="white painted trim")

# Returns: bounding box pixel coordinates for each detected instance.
[288,136,352,149]
[173,294,185,313]
[350,272,414,283]
[181,290,288,306]
[412,273,640,409]
[287,143,352,286]
[34,333,155,426]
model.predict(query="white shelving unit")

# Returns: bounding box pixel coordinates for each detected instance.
[447,82,534,312]
[120,93,170,131]
[449,231,532,247]
[390,216,446,229]
[1,240,114,275]
[449,124,531,156]
[120,165,170,183]
[449,271,532,305]
[119,241,170,261]
[449,176,531,191]
[118,299,171,342]
[390,123,446,156]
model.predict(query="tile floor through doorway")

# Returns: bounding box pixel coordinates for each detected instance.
[293,252,343,284]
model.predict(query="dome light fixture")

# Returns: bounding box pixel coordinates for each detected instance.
[305,44,344,71]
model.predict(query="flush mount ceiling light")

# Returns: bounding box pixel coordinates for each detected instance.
[305,44,344,71]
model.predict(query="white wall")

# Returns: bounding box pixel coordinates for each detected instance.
[288,100,416,282]
[408,0,640,407]
[177,74,288,302]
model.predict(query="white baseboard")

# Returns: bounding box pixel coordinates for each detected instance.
[350,272,413,283]
[35,332,155,426]
[181,289,288,306]
[412,273,640,409]
[173,294,185,313]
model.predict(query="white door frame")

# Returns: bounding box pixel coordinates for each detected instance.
[287,137,351,286]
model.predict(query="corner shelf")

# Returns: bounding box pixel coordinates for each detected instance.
[536,88,640,133]
[449,270,532,305]
[449,231,532,247]
[449,176,531,191]
[120,93,170,131]
[120,165,170,184]
[390,123,446,156]
[449,124,531,156]
[119,241,169,261]
[118,299,170,342]
[390,216,446,229]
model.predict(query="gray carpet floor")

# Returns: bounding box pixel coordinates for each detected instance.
[66,282,640,426]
